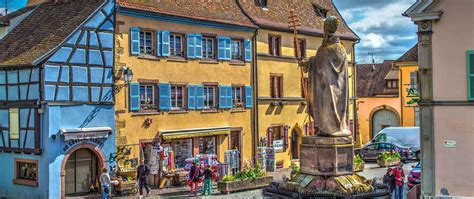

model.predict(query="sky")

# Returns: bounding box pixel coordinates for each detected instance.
[333,0,418,64]
[1,0,416,64]
[0,0,27,16]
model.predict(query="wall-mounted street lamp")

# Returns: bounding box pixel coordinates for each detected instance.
[113,66,133,94]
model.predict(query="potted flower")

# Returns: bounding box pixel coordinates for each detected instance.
[354,154,365,172]
[218,163,273,194]
[376,151,401,167]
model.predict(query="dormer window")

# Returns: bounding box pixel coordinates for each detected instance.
[257,0,268,8]
[386,80,399,89]
[313,5,328,18]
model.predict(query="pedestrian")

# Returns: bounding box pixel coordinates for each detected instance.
[393,162,405,199]
[383,168,395,195]
[201,165,213,195]
[188,162,200,197]
[100,167,111,199]
[137,159,150,197]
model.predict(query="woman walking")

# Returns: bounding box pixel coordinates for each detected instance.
[100,167,111,199]
[188,162,200,197]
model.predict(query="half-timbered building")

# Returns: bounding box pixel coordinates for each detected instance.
[0,0,116,198]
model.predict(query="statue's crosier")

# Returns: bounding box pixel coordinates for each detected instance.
[299,16,351,137]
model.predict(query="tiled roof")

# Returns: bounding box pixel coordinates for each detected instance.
[396,44,418,62]
[357,60,398,97]
[117,0,256,28]
[237,0,358,40]
[0,0,103,67]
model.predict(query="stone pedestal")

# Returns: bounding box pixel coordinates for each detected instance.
[300,136,354,176]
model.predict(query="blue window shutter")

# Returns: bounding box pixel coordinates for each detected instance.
[218,37,226,61]
[159,83,171,110]
[129,82,140,111]
[224,38,231,60]
[468,50,474,100]
[130,28,140,55]
[245,86,252,108]
[195,34,203,59]
[161,31,170,57]
[188,85,196,110]
[219,85,226,109]
[187,34,195,59]
[226,86,233,108]
[157,31,162,56]
[244,39,252,62]
[196,85,204,110]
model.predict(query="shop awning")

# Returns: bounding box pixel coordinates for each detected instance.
[160,127,231,140]
[60,127,112,141]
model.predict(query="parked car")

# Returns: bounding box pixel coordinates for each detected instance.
[355,142,412,162]
[408,162,421,189]
[370,127,420,159]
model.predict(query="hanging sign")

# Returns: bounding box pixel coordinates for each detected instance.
[273,140,284,152]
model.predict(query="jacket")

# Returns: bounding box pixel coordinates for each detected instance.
[137,164,150,179]
[393,167,405,187]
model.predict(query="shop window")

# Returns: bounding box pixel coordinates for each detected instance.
[231,39,243,61]
[14,158,38,187]
[139,30,154,55]
[173,139,193,168]
[9,108,19,140]
[268,34,281,56]
[171,85,186,111]
[140,84,157,110]
[202,36,216,60]
[232,86,244,109]
[204,85,217,110]
[270,74,283,98]
[297,38,306,58]
[170,33,184,58]
[199,137,216,155]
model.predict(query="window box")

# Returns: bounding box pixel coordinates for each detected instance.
[13,158,38,187]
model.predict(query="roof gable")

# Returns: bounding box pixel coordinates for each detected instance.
[238,0,358,40]
[0,0,104,67]
[396,44,418,63]
[357,60,397,97]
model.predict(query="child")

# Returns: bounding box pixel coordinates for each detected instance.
[201,165,213,195]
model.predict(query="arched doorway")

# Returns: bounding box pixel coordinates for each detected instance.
[371,108,399,138]
[64,148,100,196]
[291,128,301,160]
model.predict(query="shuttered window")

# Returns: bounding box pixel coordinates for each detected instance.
[244,39,252,62]
[218,37,231,61]
[139,30,154,55]
[9,108,19,140]
[245,86,252,108]
[467,50,474,100]
[204,85,217,110]
[232,86,244,109]
[129,82,140,111]
[130,28,140,55]
[170,33,184,58]
[159,83,171,110]
[171,84,186,110]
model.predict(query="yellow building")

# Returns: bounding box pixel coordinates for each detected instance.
[356,61,401,146]
[355,45,419,147]
[114,0,256,185]
[394,44,419,127]
[238,0,358,168]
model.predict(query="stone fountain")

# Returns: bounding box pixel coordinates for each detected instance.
[264,16,389,198]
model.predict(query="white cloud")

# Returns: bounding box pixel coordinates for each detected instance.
[333,0,417,63]
[0,8,5,16]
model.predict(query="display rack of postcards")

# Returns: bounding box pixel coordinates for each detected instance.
[224,150,240,172]
[256,147,267,170]
[265,147,276,172]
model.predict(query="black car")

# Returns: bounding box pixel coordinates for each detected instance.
[355,142,412,162]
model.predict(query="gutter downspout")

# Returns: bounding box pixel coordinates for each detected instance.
[352,39,360,146]
[392,62,404,126]
[236,0,259,163]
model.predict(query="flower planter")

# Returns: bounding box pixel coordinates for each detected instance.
[354,162,365,172]
[218,176,274,194]
[377,158,400,167]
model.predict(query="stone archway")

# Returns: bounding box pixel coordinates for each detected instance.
[369,105,400,139]
[60,143,107,199]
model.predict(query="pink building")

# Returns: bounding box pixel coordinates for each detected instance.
[404,0,474,197]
